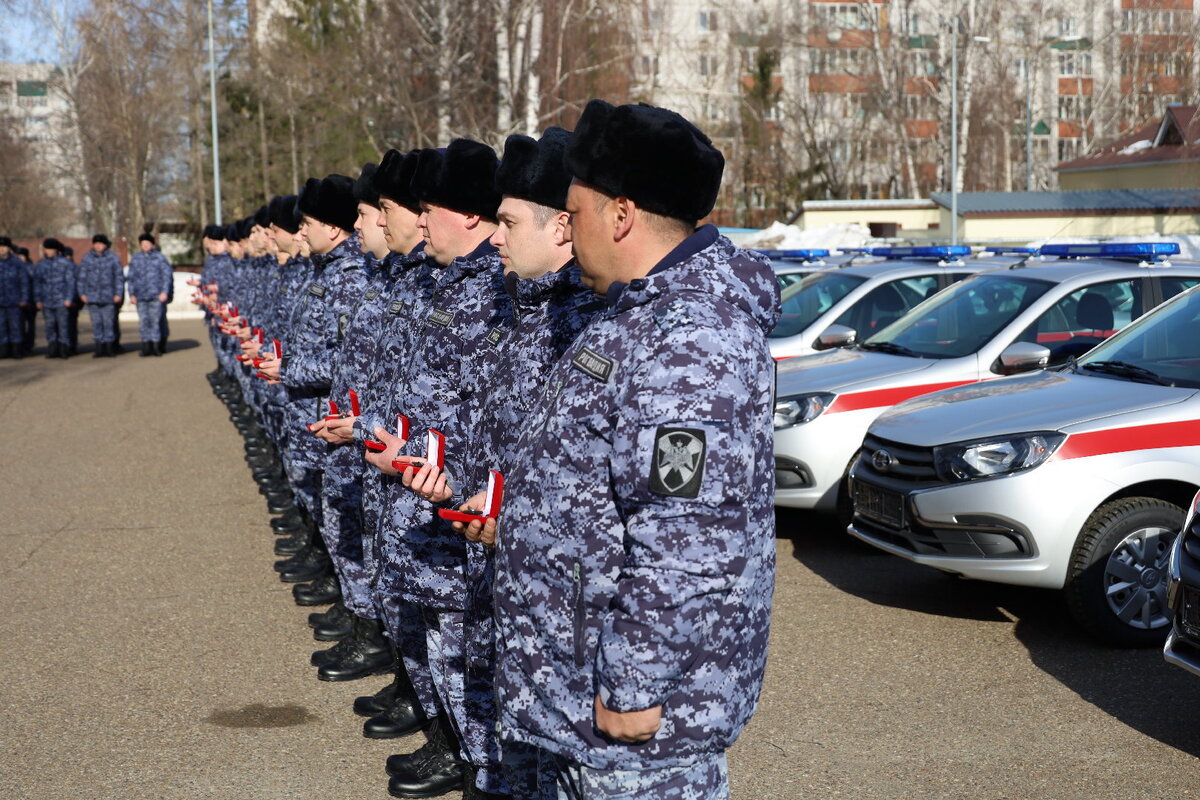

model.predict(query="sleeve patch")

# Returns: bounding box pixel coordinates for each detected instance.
[648,427,706,498]
[308,283,327,298]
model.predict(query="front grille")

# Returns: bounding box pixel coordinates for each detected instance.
[859,434,938,484]
[853,504,1034,559]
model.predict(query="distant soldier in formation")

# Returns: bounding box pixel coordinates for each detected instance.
[193,99,776,800]
[126,232,174,356]
[33,238,77,359]
[0,236,30,359]
[78,234,124,357]
[15,246,36,355]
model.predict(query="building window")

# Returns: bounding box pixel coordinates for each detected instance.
[810,3,866,31]
[699,10,717,31]
[699,54,713,77]
[1057,138,1082,162]
[1057,52,1092,77]
[1057,94,1092,120]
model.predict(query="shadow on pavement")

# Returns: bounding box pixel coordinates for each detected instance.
[780,507,1058,624]
[1015,616,1200,757]
[781,507,1200,757]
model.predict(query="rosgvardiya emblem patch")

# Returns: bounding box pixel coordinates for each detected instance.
[649,427,706,498]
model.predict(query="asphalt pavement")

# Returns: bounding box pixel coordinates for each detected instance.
[2,318,1200,799]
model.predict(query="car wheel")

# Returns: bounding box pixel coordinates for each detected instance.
[1065,497,1183,648]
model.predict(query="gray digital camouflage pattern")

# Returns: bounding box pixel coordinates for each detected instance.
[493,226,781,771]
[33,255,76,345]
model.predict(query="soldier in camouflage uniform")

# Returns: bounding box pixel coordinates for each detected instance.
[405,127,605,800]
[355,139,507,800]
[0,236,31,359]
[255,175,392,680]
[319,149,439,742]
[482,101,781,800]
[78,234,125,357]
[126,233,174,356]
[301,164,392,616]
[33,238,77,359]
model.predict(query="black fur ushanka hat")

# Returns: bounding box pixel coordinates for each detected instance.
[373,149,422,213]
[296,174,358,232]
[353,163,380,209]
[565,99,724,222]
[268,195,301,234]
[411,139,501,220]
[495,127,572,211]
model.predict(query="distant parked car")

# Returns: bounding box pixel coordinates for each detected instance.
[768,246,1018,362]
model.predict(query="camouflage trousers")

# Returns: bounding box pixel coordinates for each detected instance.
[43,306,70,345]
[423,608,533,796]
[283,459,324,528]
[320,463,374,617]
[537,751,729,800]
[0,306,23,344]
[135,299,163,341]
[85,302,116,343]
[376,593,440,720]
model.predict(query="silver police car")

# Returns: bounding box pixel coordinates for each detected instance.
[851,256,1200,646]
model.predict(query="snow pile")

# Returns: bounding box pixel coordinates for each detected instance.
[735,221,874,252]
[1117,139,1153,156]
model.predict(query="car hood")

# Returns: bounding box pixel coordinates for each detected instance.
[872,369,1197,446]
[776,346,938,395]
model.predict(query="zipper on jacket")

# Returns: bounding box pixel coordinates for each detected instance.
[572,560,586,668]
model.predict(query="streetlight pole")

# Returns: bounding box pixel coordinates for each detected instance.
[950,20,958,246]
[1025,54,1034,191]
[208,0,223,224]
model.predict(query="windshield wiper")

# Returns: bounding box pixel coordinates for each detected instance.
[1079,360,1173,386]
[859,341,920,357]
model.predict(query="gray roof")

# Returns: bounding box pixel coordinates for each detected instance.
[930,189,1200,215]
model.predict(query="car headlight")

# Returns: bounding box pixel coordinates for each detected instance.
[933,432,1065,482]
[774,392,836,429]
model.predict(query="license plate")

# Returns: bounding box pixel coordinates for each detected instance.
[854,481,906,529]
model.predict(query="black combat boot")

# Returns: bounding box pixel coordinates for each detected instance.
[363,657,430,739]
[278,542,331,583]
[386,714,466,798]
[92,343,104,358]
[353,663,405,718]
[309,599,352,630]
[0,343,11,359]
[152,340,164,356]
[318,616,395,682]
[139,341,151,357]
[461,767,511,800]
[293,572,342,607]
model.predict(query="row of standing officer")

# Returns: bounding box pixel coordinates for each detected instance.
[0,233,174,359]
[196,100,779,800]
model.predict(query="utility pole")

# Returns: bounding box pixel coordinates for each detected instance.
[950,19,958,246]
[208,0,223,224]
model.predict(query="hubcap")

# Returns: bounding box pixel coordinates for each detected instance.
[1103,526,1175,630]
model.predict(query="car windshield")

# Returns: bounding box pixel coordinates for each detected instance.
[1076,285,1200,389]
[862,274,1053,359]
[769,271,868,339]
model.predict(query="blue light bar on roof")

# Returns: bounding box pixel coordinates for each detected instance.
[869,245,972,260]
[984,247,1037,255]
[1040,242,1180,259]
[756,248,830,260]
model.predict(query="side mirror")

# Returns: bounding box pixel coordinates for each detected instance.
[994,342,1051,375]
[815,324,857,350]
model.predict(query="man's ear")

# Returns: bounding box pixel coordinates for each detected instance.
[612,196,635,243]
[462,212,483,231]
[552,211,571,246]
